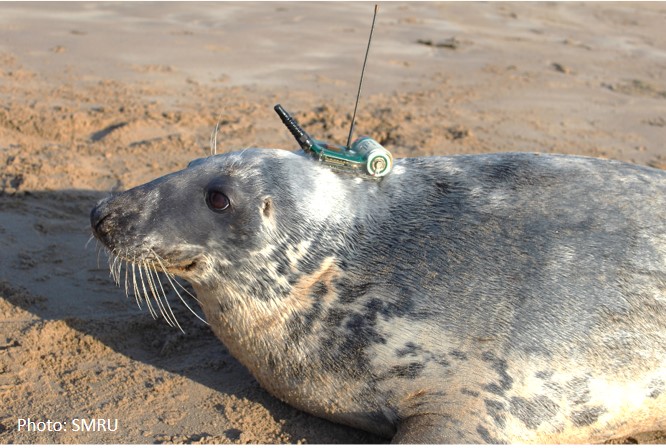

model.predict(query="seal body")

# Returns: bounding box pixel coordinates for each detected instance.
[91,149,666,443]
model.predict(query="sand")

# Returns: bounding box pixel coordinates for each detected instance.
[0,1,665,444]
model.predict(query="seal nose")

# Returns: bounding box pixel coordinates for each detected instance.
[90,199,111,243]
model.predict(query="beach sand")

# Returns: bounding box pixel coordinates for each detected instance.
[0,2,664,443]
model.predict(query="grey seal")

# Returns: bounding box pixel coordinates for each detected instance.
[90,149,666,443]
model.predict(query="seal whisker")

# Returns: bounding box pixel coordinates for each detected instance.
[210,111,224,156]
[238,146,253,158]
[172,272,208,308]
[123,253,130,298]
[166,272,209,326]
[151,253,208,325]
[116,257,123,285]
[95,244,102,269]
[150,260,184,333]
[138,263,159,319]
[106,251,113,280]
[91,237,103,270]
[100,248,107,274]
[115,252,123,284]
[116,254,124,286]
[144,261,176,327]
[147,249,204,306]
[114,252,123,285]
[85,234,96,250]
[109,252,120,285]
[143,260,168,324]
[167,271,205,306]
[146,261,179,328]
[130,261,143,310]
[109,254,115,284]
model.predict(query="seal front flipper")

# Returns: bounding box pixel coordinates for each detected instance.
[392,413,505,444]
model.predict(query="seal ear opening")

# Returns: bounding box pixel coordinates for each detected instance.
[262,197,273,219]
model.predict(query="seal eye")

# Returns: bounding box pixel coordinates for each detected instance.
[206,190,230,212]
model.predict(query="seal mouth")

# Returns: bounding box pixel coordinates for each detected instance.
[105,245,204,279]
[100,247,208,332]
[169,259,198,273]
[155,253,205,277]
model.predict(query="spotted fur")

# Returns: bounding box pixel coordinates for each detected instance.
[91,149,666,443]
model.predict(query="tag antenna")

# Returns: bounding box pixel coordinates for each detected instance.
[346,4,378,149]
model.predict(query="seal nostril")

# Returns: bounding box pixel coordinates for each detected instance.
[93,214,107,234]
[91,204,105,227]
[92,218,111,246]
[90,205,113,242]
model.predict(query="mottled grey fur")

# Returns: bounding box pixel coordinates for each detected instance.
[91,149,666,443]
